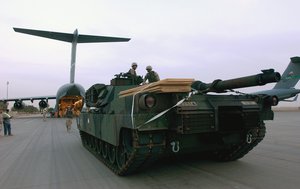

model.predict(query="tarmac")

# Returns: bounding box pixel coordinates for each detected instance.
[0,112,299,189]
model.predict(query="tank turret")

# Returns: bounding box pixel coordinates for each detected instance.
[191,69,281,93]
[110,72,143,86]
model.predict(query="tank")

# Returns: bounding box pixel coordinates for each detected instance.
[77,69,281,175]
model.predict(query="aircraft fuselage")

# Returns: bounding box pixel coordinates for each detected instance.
[56,83,85,117]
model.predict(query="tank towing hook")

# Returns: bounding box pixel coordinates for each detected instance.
[170,141,180,153]
[246,132,253,144]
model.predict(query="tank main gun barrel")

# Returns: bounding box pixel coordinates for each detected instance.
[191,69,281,93]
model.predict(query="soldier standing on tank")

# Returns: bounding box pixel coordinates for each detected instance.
[127,62,142,85]
[143,65,160,84]
[128,62,138,76]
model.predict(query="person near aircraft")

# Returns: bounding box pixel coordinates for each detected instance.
[0,109,3,135]
[65,106,73,133]
[2,109,13,136]
[143,65,160,84]
[42,108,48,121]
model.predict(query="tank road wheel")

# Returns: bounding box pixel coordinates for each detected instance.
[102,143,108,159]
[92,137,96,150]
[87,135,93,149]
[108,145,116,164]
[96,140,102,155]
[116,142,127,169]
[85,134,90,147]
[116,129,133,170]
[80,131,88,146]
[94,138,101,155]
[91,137,96,150]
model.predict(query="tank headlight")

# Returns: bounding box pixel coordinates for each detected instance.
[145,95,156,108]
[138,94,156,109]
[264,95,278,106]
[271,96,279,106]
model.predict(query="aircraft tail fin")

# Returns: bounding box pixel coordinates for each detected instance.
[14,27,130,84]
[273,57,300,89]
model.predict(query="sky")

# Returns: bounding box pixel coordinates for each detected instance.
[1,0,300,108]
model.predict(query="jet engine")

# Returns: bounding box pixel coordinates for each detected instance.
[39,100,48,109]
[14,100,25,109]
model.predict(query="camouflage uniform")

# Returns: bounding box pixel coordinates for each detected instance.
[0,110,3,134]
[143,70,160,83]
[65,107,73,132]
[128,68,137,76]
[42,108,48,121]
[128,62,137,76]
[3,110,12,136]
[0,102,6,134]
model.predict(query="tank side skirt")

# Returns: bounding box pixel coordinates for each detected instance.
[80,129,166,175]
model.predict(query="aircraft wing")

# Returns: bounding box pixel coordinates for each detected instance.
[283,95,298,102]
[1,95,56,109]
[3,95,56,102]
[252,88,300,101]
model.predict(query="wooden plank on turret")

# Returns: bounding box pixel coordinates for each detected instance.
[119,78,194,98]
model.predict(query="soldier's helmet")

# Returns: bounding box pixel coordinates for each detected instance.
[131,62,137,67]
[146,65,152,71]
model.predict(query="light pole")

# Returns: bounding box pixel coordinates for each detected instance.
[6,81,9,99]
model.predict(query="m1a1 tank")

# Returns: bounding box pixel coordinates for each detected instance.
[77,69,281,175]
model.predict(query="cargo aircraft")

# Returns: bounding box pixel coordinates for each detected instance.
[3,27,130,117]
[254,56,300,102]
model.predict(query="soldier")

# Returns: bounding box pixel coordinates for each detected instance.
[0,109,3,135]
[65,106,73,133]
[2,109,13,136]
[42,108,48,121]
[128,62,138,76]
[127,62,143,85]
[143,65,160,84]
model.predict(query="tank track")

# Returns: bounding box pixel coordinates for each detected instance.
[212,124,266,161]
[79,130,166,175]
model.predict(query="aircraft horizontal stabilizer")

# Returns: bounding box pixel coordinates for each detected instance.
[78,34,130,43]
[14,28,74,42]
[13,27,130,43]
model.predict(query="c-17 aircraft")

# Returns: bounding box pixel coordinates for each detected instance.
[254,56,300,102]
[2,27,130,117]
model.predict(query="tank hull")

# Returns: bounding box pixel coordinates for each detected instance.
[77,84,274,175]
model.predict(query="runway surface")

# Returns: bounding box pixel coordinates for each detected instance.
[0,112,299,189]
